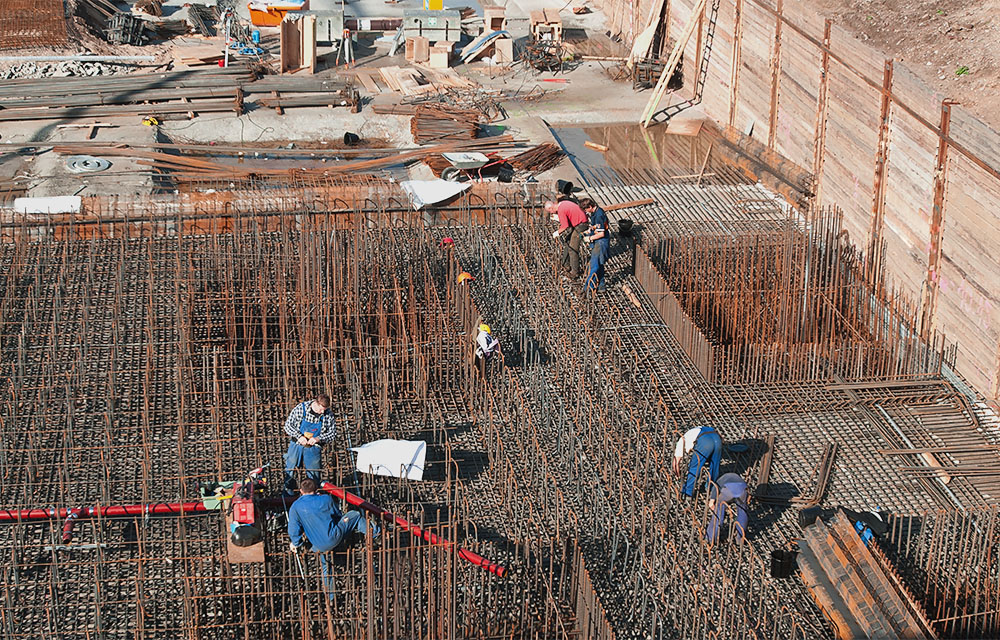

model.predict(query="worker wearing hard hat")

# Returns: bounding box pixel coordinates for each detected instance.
[474,323,501,374]
[672,425,723,497]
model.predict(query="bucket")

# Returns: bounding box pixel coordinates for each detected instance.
[770,550,797,578]
[343,132,361,146]
[617,219,633,237]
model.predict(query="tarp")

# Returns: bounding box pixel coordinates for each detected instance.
[400,178,471,210]
[350,439,426,481]
[14,196,82,214]
[459,30,511,63]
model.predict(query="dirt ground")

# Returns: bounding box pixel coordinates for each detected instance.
[811,0,1000,129]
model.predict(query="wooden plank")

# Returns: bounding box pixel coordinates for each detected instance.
[356,71,379,94]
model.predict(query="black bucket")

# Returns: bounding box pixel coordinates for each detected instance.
[497,164,515,183]
[770,550,797,579]
[618,219,634,237]
[343,132,361,146]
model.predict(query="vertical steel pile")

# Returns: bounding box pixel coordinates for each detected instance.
[639,207,950,384]
[879,506,1000,639]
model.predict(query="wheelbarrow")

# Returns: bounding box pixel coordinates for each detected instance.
[440,152,513,182]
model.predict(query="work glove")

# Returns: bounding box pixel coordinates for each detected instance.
[289,542,301,553]
[552,230,560,239]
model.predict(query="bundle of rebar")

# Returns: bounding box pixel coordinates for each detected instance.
[411,104,481,144]
[507,143,565,174]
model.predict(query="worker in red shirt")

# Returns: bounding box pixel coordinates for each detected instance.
[545,199,589,279]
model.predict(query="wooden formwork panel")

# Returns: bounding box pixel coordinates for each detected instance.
[773,26,822,169]
[817,58,880,249]
[937,153,1000,403]
[883,107,936,302]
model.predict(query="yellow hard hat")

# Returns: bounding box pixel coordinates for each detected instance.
[457,271,474,285]
[479,323,491,333]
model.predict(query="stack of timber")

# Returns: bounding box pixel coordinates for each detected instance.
[0,69,251,121]
[251,76,360,112]
[350,66,476,96]
[410,104,480,143]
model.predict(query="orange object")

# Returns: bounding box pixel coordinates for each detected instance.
[247,0,308,26]
[457,271,474,285]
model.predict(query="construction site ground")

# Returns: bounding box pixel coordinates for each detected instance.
[2,0,1000,638]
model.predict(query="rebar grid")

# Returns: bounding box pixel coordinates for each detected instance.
[0,0,67,50]
[1,187,997,638]
[446,221,832,639]
[0,218,580,638]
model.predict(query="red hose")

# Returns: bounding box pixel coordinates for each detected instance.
[320,482,507,578]
[0,502,207,522]
[1,489,508,578]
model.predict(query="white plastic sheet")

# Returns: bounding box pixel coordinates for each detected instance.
[350,439,426,481]
[400,179,471,210]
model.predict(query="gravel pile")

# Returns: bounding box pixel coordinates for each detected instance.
[1,60,131,79]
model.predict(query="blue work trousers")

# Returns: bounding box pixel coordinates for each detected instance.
[586,241,610,292]
[707,501,748,544]
[285,441,322,488]
[317,512,371,598]
[683,431,722,496]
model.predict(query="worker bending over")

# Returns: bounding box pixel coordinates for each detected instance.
[580,198,610,293]
[475,323,501,374]
[288,479,377,553]
[283,394,336,492]
[546,198,589,279]
[672,425,723,496]
[706,473,748,544]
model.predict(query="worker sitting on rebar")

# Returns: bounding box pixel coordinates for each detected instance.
[288,478,377,553]
[288,478,378,598]
[672,425,723,497]
[283,394,336,492]
[580,198,610,293]
[545,197,588,279]
[474,323,501,375]
[706,473,749,544]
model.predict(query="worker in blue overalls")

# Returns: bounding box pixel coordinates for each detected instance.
[706,472,749,544]
[288,478,379,597]
[672,425,723,496]
[580,197,610,293]
[283,394,337,492]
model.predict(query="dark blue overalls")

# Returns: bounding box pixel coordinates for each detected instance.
[707,473,748,543]
[683,426,722,496]
[284,402,324,488]
[585,207,611,292]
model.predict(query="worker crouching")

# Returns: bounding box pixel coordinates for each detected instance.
[288,479,378,553]
[546,198,588,279]
[288,478,379,598]
[706,473,749,544]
